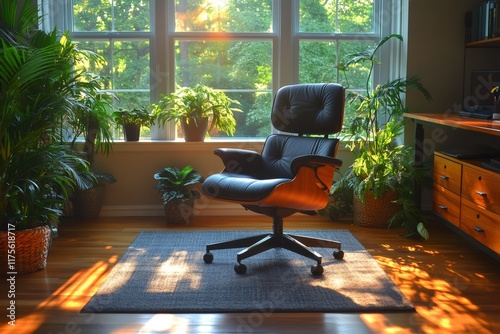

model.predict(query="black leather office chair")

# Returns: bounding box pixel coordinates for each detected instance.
[202,83,345,276]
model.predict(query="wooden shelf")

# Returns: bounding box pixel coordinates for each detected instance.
[404,112,500,137]
[465,36,500,48]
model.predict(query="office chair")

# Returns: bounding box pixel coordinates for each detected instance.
[202,83,345,276]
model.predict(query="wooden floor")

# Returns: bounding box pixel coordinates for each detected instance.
[1,213,499,334]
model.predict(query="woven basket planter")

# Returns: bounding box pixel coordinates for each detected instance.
[353,191,401,228]
[0,225,51,274]
[164,198,194,224]
[74,184,105,219]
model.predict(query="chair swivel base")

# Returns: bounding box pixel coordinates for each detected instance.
[203,216,344,276]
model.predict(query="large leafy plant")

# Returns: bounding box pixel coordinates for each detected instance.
[152,84,241,136]
[333,34,432,239]
[0,0,95,230]
[153,166,203,205]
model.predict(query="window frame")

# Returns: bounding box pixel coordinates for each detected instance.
[40,0,407,141]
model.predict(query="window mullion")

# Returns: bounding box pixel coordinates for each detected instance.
[151,0,176,140]
[277,0,294,89]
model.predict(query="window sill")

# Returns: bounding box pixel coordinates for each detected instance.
[110,138,266,153]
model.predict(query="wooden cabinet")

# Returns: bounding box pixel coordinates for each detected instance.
[433,186,461,227]
[433,154,462,194]
[404,113,500,257]
[432,151,500,255]
[433,154,462,227]
[461,198,500,254]
[462,165,500,214]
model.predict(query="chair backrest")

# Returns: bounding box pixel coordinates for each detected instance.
[271,83,345,135]
[260,83,345,179]
[261,135,340,179]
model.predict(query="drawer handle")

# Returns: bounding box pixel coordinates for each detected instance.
[475,191,487,197]
[439,175,449,180]
[474,226,485,233]
[438,205,448,210]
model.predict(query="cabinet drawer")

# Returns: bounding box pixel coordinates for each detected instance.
[434,154,462,194]
[433,185,461,227]
[462,166,500,215]
[460,198,500,254]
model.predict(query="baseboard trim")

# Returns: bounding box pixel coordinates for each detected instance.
[99,203,255,217]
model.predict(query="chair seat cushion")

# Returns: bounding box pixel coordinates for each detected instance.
[202,173,291,202]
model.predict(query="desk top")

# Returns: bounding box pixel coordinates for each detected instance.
[404,113,500,137]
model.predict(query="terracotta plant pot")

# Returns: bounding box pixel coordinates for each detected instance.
[181,117,209,142]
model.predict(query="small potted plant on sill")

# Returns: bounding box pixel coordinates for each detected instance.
[153,166,203,224]
[112,107,153,141]
[152,84,242,141]
[331,34,432,240]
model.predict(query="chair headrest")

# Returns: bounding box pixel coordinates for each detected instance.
[271,83,345,135]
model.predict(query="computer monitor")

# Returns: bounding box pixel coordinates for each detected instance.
[463,70,500,109]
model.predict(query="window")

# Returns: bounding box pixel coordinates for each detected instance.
[168,0,274,138]
[297,0,380,120]
[41,0,402,140]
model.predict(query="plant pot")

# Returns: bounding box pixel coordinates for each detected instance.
[0,225,51,274]
[164,198,195,224]
[353,191,401,228]
[73,184,105,219]
[123,123,141,141]
[181,117,208,142]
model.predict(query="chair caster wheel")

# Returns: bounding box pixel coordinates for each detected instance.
[203,252,213,264]
[234,263,247,274]
[334,250,344,260]
[311,264,323,276]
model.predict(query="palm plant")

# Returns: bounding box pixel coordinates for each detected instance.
[333,34,432,239]
[66,74,115,167]
[63,61,116,218]
[0,0,95,230]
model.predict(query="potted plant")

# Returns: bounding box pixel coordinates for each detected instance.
[332,34,432,239]
[0,0,95,273]
[153,166,203,224]
[66,76,117,219]
[152,84,242,141]
[112,106,153,141]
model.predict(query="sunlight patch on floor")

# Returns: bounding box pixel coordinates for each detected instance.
[37,255,117,310]
[0,254,118,333]
[138,314,190,333]
[0,312,47,334]
[360,313,415,334]
[147,251,202,293]
[374,251,490,333]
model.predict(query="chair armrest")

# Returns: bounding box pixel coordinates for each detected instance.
[290,155,343,175]
[214,148,264,174]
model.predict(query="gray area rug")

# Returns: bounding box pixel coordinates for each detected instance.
[82,230,414,313]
